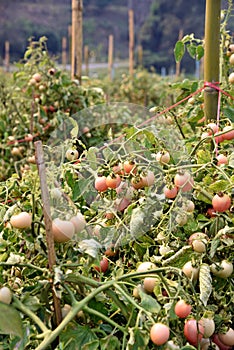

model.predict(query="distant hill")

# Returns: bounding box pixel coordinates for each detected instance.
[0,0,233,73]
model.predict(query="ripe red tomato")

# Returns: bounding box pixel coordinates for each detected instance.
[131,176,145,189]
[212,193,231,212]
[123,161,136,174]
[218,328,234,346]
[112,163,123,175]
[207,123,219,135]
[184,319,204,346]
[95,176,108,192]
[150,323,170,345]
[164,186,178,199]
[174,172,194,192]
[106,174,121,189]
[94,257,109,273]
[206,207,216,217]
[212,334,233,350]
[222,125,234,140]
[174,299,192,318]
[141,170,155,187]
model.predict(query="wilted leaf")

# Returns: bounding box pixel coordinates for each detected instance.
[79,239,102,258]
[199,263,212,306]
[86,147,98,170]
[82,340,99,350]
[174,41,185,62]
[127,328,149,350]
[0,303,23,338]
[130,208,144,236]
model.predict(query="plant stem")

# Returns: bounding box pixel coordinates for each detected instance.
[13,296,49,335]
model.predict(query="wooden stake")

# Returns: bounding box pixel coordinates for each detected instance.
[204,0,221,121]
[68,25,72,65]
[128,9,134,77]
[108,35,114,80]
[62,37,67,69]
[77,0,83,84]
[71,0,78,80]
[34,141,62,328]
[5,41,10,72]
[176,29,183,77]
[84,45,89,76]
[137,45,143,67]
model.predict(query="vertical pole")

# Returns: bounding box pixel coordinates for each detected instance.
[84,45,89,76]
[68,25,72,67]
[77,0,83,84]
[128,9,134,77]
[204,0,221,122]
[71,0,78,79]
[176,29,183,77]
[5,41,10,72]
[108,34,114,80]
[137,44,143,67]
[62,37,67,69]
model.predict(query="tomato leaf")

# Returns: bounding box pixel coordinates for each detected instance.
[199,263,212,306]
[130,207,144,237]
[86,147,98,170]
[196,45,204,60]
[100,335,120,349]
[60,325,97,350]
[208,180,229,193]
[79,239,102,258]
[180,346,197,350]
[82,340,99,350]
[0,302,23,338]
[127,327,149,349]
[139,289,161,313]
[174,41,185,62]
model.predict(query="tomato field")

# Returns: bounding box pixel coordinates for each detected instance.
[0,1,234,350]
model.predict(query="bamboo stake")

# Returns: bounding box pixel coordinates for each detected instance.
[108,35,114,80]
[128,9,134,77]
[176,29,183,77]
[62,37,67,69]
[71,0,78,79]
[34,141,62,329]
[204,0,221,122]
[5,41,10,72]
[84,45,89,76]
[77,0,83,84]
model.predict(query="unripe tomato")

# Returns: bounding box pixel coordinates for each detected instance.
[0,286,12,304]
[112,163,123,175]
[150,323,170,345]
[164,186,178,199]
[222,125,234,140]
[207,123,219,135]
[32,73,42,82]
[218,329,234,347]
[61,304,71,319]
[66,149,79,161]
[123,161,136,174]
[70,213,86,233]
[228,72,234,84]
[174,172,194,192]
[143,277,157,293]
[184,319,204,346]
[95,176,108,192]
[52,218,75,243]
[183,200,195,213]
[201,339,219,350]
[141,170,155,187]
[188,232,208,253]
[229,53,234,65]
[212,193,231,212]
[133,284,144,299]
[136,261,156,272]
[94,257,109,273]
[182,261,199,281]
[156,151,170,164]
[10,212,32,229]
[106,174,121,189]
[210,260,233,278]
[217,154,228,166]
[174,299,192,318]
[201,317,215,338]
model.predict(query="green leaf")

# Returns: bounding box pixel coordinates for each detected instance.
[139,289,161,313]
[174,41,185,62]
[208,180,229,193]
[196,149,211,164]
[199,263,212,306]
[187,44,197,59]
[196,45,204,60]
[69,117,79,138]
[86,147,98,170]
[0,302,23,338]
[100,335,120,350]
[60,325,97,350]
[223,107,234,122]
[180,346,197,350]
[79,239,102,258]
[82,340,99,350]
